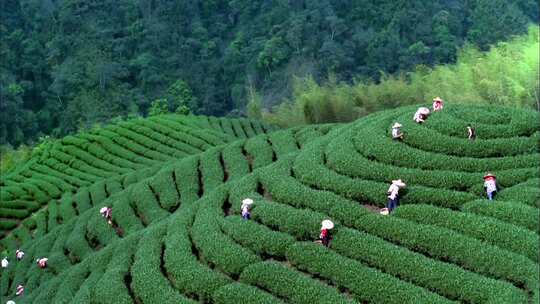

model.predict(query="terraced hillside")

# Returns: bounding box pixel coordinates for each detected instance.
[0,114,276,240]
[0,105,538,304]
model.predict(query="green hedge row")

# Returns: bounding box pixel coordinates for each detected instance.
[212,282,284,304]
[140,119,212,150]
[239,119,257,137]
[42,157,102,183]
[286,242,454,304]
[148,169,180,212]
[129,182,170,225]
[113,124,182,157]
[396,113,539,157]
[191,189,260,276]
[30,163,87,188]
[231,119,248,139]
[352,116,538,172]
[80,133,157,166]
[294,139,476,209]
[164,205,231,302]
[63,135,141,170]
[244,135,275,169]
[425,110,538,139]
[344,213,539,291]
[445,105,513,125]
[327,129,537,191]
[498,185,540,207]
[131,224,197,304]
[61,144,131,175]
[200,148,226,192]
[98,129,171,162]
[240,261,355,304]
[392,204,538,261]
[222,141,251,181]
[332,228,528,304]
[268,130,300,158]
[461,200,538,232]
[173,156,202,205]
[123,121,202,155]
[222,215,295,257]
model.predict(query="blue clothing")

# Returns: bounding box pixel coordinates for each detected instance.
[387,197,400,212]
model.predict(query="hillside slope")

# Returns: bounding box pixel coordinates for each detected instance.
[0,105,538,304]
[0,115,276,239]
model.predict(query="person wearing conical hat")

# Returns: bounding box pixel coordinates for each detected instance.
[99,206,113,225]
[483,173,498,201]
[383,179,406,214]
[6,300,16,304]
[319,220,334,247]
[432,97,444,111]
[467,125,476,140]
[15,285,24,296]
[241,198,253,220]
[15,250,24,261]
[391,122,404,140]
[413,107,430,124]
[36,258,48,269]
[1,257,8,268]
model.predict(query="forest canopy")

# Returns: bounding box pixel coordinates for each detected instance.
[1,0,538,146]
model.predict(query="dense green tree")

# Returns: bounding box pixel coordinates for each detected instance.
[0,0,536,146]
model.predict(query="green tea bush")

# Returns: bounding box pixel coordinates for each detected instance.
[332,228,528,303]
[239,119,257,137]
[164,207,231,301]
[268,130,300,158]
[231,119,248,138]
[131,225,197,304]
[148,169,180,212]
[393,204,538,261]
[240,261,355,304]
[425,110,538,139]
[244,135,275,169]
[222,215,295,257]
[222,141,250,181]
[461,200,539,232]
[200,148,226,192]
[398,116,539,157]
[286,242,454,304]
[191,189,260,275]
[346,213,539,291]
[212,282,284,304]
[498,185,540,207]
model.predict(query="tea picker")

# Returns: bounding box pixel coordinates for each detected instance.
[413,107,430,124]
[241,198,253,220]
[391,122,404,140]
[15,249,24,261]
[319,220,334,247]
[1,257,8,268]
[380,179,406,215]
[432,97,444,111]
[15,285,24,296]
[467,125,476,140]
[6,300,16,304]
[483,173,498,201]
[36,257,48,269]
[99,206,113,225]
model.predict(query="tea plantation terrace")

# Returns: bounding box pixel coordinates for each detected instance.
[0,105,538,304]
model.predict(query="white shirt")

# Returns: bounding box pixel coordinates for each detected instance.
[391,128,400,138]
[241,204,250,216]
[413,111,424,122]
[15,251,24,260]
[1,258,8,268]
[387,184,400,200]
[484,180,497,193]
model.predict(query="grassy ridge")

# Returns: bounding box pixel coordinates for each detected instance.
[0,105,538,304]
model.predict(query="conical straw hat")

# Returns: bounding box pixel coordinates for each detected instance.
[242,198,254,205]
[321,220,334,230]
